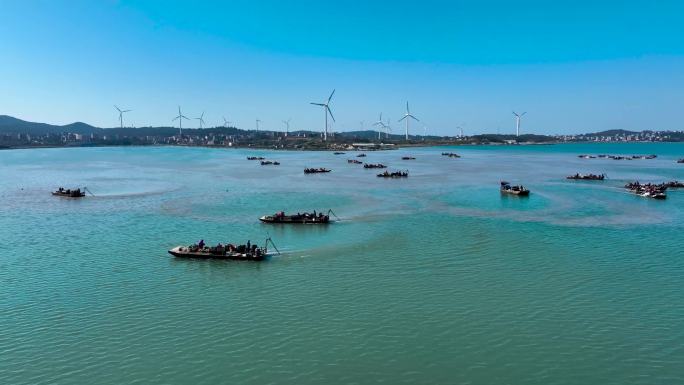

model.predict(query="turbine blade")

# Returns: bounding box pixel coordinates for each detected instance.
[398,116,407,122]
[310,102,325,106]
[326,106,335,122]
[521,112,527,116]
[114,105,121,112]
[406,101,410,113]
[327,89,335,103]
[409,115,419,121]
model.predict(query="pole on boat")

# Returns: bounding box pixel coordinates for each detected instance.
[84,187,95,196]
[265,236,281,255]
[327,209,340,221]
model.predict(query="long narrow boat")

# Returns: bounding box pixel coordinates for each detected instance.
[260,210,334,224]
[168,238,280,261]
[52,188,86,198]
[566,173,605,180]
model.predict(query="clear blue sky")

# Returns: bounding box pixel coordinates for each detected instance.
[1,0,683,135]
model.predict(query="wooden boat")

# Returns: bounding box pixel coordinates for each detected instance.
[402,156,416,160]
[304,168,331,174]
[377,170,408,178]
[500,181,530,196]
[260,160,280,165]
[566,173,605,180]
[333,152,346,155]
[260,210,336,224]
[363,163,387,169]
[356,153,367,157]
[52,187,86,198]
[247,156,265,160]
[441,152,461,158]
[347,159,363,164]
[168,238,280,261]
[624,181,668,199]
[677,159,684,164]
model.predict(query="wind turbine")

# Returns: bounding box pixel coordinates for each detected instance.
[282,118,291,137]
[256,119,261,132]
[385,117,392,139]
[456,125,464,138]
[172,106,190,136]
[222,116,232,128]
[114,105,131,129]
[310,89,335,141]
[195,111,206,129]
[398,101,419,141]
[422,124,428,140]
[513,111,526,137]
[373,113,386,140]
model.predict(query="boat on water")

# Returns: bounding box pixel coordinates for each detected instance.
[356,153,367,157]
[566,173,605,180]
[347,159,363,164]
[259,210,337,224]
[333,152,345,155]
[363,163,387,169]
[304,168,331,174]
[665,180,684,188]
[168,238,279,261]
[402,156,416,160]
[247,156,265,160]
[624,181,668,200]
[500,181,530,196]
[52,187,86,198]
[260,160,280,165]
[377,170,408,178]
[677,159,684,164]
[442,152,461,158]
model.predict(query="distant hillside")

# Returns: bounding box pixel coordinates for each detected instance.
[0,115,100,135]
[584,129,639,136]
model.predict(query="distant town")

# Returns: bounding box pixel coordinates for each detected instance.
[1,115,682,150]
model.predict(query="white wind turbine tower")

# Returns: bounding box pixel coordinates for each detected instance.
[398,101,419,141]
[310,89,335,141]
[282,118,291,137]
[172,106,190,136]
[513,111,526,137]
[422,124,428,140]
[195,111,206,129]
[385,117,392,139]
[373,113,386,140]
[114,105,131,128]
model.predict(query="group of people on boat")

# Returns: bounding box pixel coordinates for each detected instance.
[304,167,331,174]
[347,159,363,164]
[247,156,265,160]
[364,163,387,169]
[190,239,263,256]
[263,210,330,223]
[402,156,416,160]
[567,173,605,180]
[624,181,667,199]
[356,153,367,157]
[442,152,461,158]
[677,158,684,164]
[500,181,530,196]
[53,187,85,197]
[377,170,409,178]
[260,160,280,166]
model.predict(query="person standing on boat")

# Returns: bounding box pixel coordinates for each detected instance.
[247,240,251,251]
[198,239,205,249]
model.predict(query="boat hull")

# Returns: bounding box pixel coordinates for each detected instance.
[259,216,330,224]
[168,246,266,261]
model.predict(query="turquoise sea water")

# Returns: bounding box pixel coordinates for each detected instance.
[1,143,683,385]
